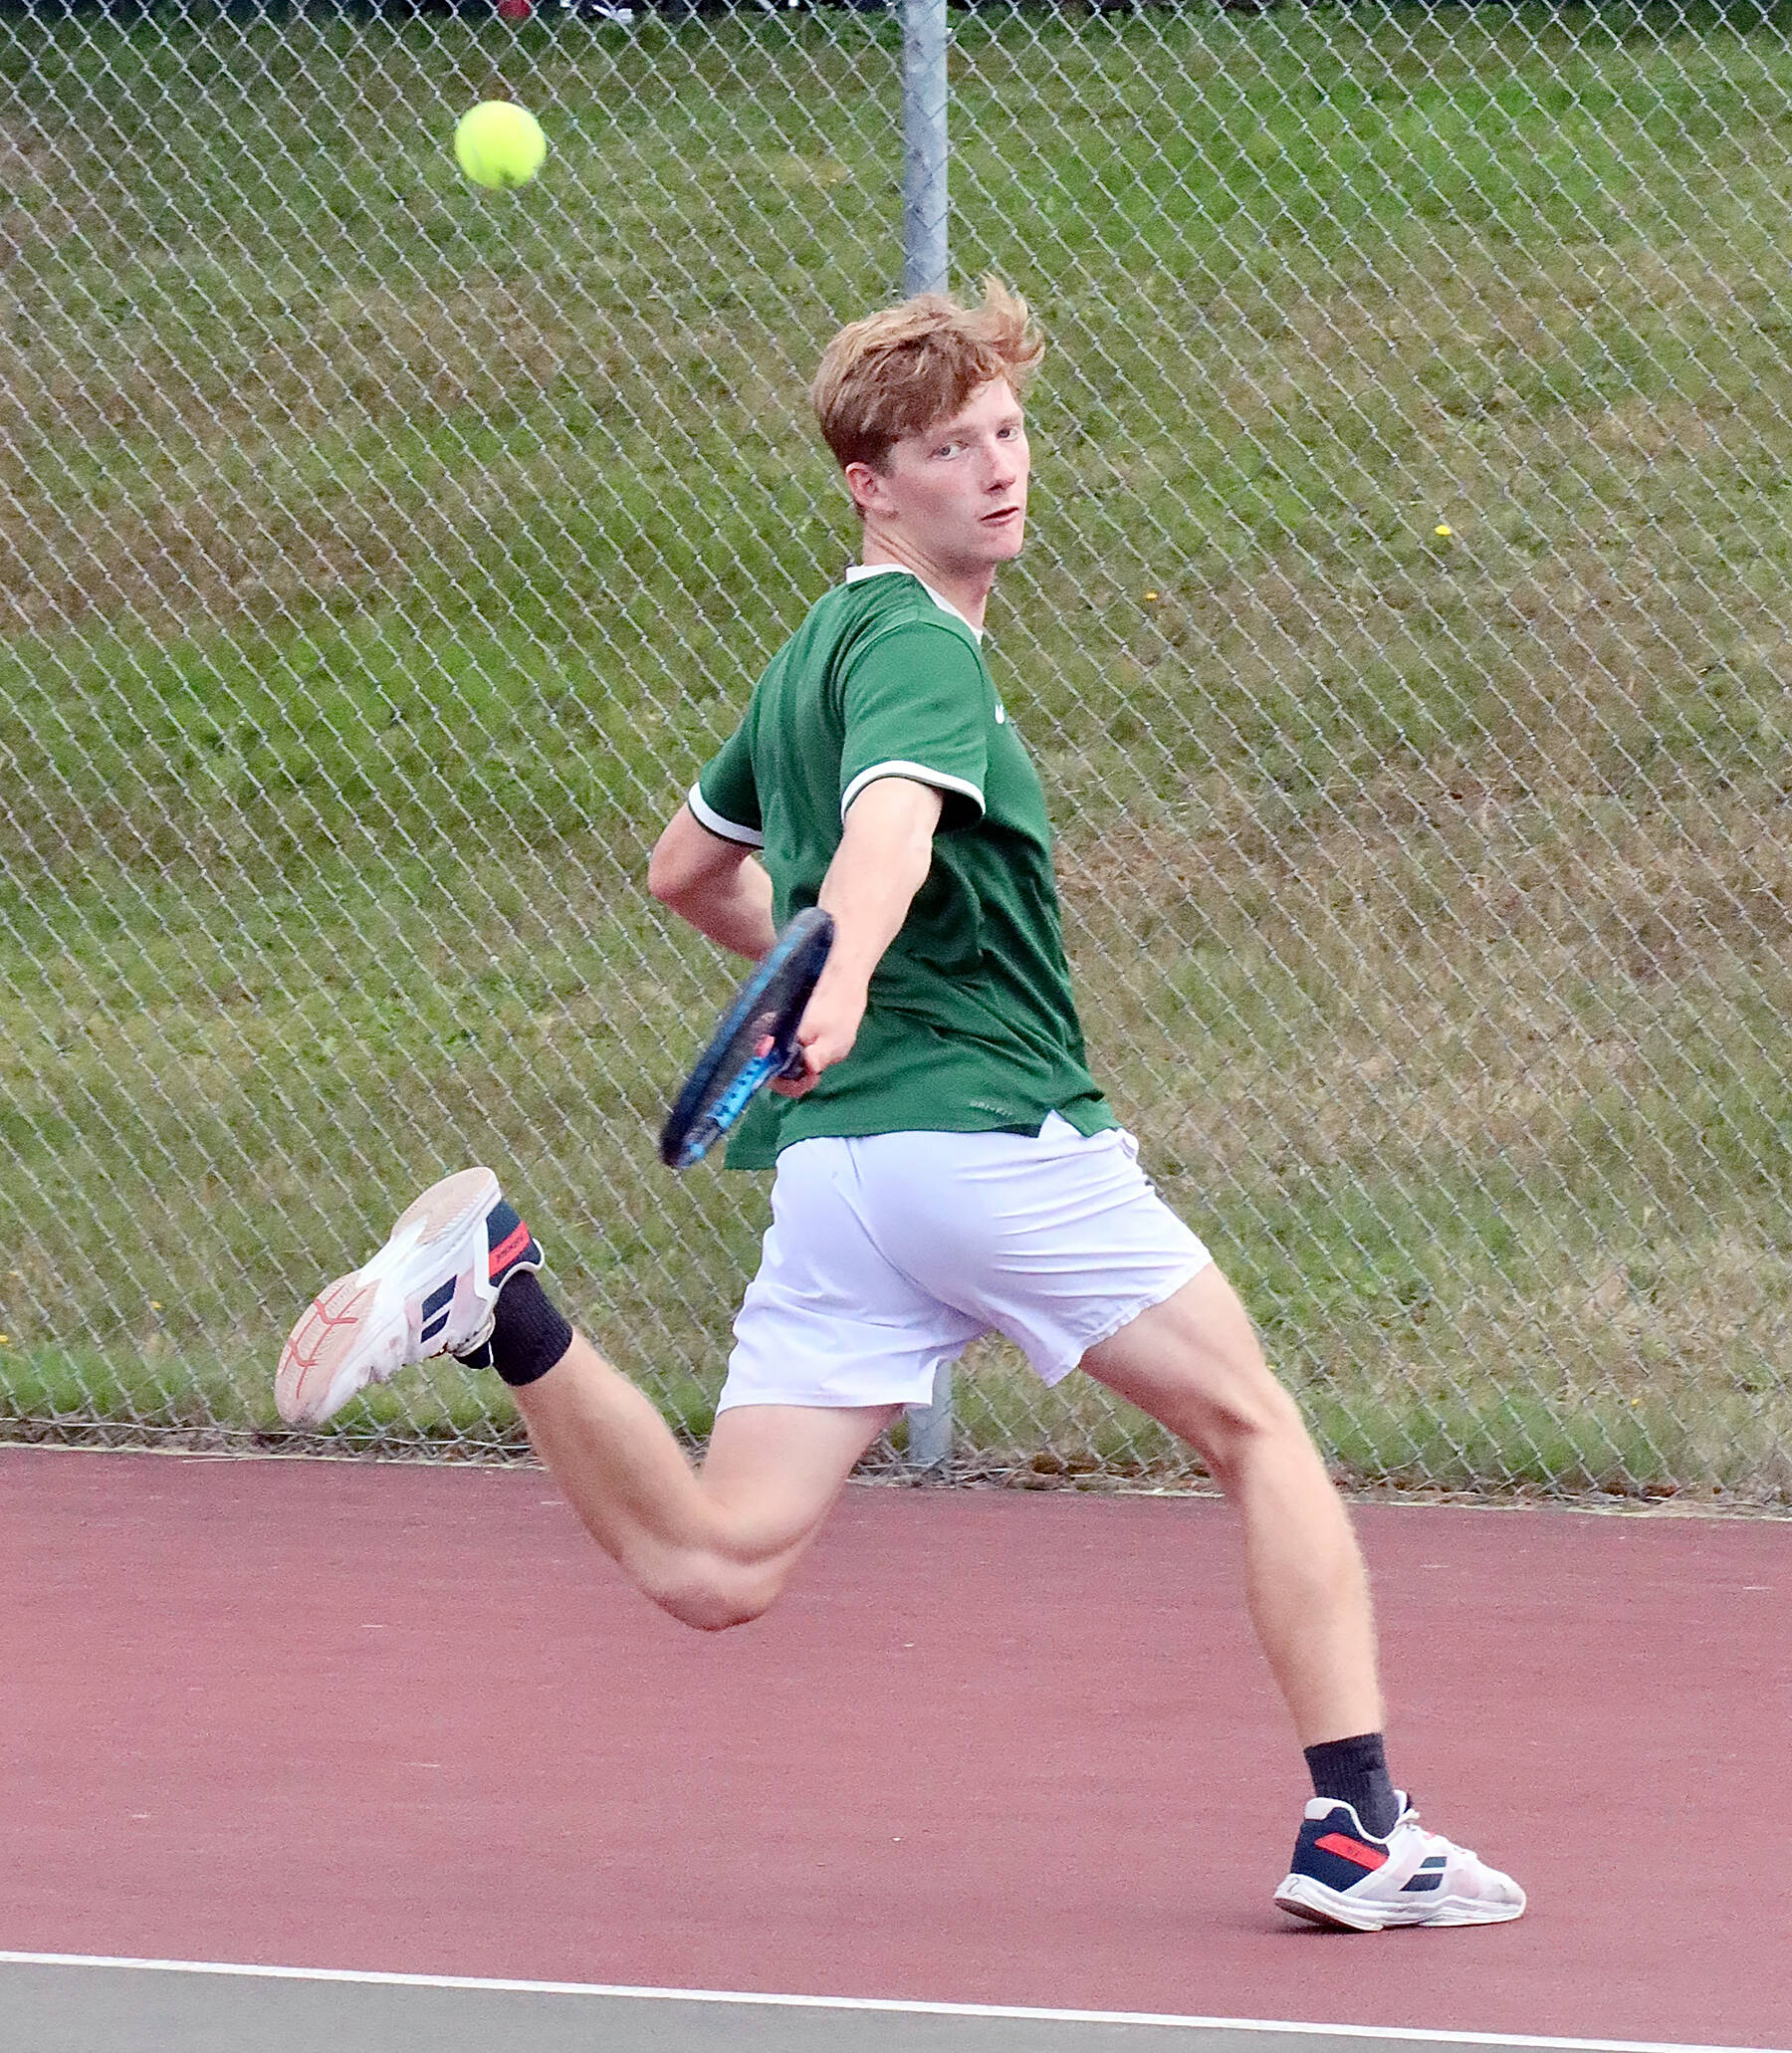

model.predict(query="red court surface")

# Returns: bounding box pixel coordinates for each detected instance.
[2,1446,1786,2049]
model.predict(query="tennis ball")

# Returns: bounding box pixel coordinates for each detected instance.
[454,102,547,190]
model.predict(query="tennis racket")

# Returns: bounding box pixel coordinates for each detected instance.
[658,906,835,1171]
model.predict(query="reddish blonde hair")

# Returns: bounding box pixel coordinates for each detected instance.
[810,275,1044,473]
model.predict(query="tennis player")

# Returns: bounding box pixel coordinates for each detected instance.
[278,280,1524,1933]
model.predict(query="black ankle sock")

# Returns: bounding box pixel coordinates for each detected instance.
[484,1270,573,1389]
[1304,1732,1400,1838]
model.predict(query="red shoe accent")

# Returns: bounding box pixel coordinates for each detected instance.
[488,1220,534,1274]
[1315,1831,1389,1871]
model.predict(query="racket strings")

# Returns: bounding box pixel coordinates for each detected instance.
[659,909,834,1170]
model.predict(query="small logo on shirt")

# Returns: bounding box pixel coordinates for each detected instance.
[995,703,1008,724]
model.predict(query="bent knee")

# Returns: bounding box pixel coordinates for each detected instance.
[663,1592,767,1634]
[646,1553,784,1633]
[1184,1374,1315,1483]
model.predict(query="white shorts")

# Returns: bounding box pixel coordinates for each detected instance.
[717,1114,1212,1413]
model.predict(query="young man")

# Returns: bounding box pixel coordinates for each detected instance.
[277,280,1524,1934]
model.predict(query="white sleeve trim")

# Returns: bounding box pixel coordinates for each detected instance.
[687,783,764,847]
[840,760,986,822]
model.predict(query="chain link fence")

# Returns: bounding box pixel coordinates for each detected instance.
[3,0,1790,1500]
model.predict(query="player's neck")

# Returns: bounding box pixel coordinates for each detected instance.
[857,535,996,632]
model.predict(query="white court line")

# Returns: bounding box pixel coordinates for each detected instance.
[0,1953,1781,2053]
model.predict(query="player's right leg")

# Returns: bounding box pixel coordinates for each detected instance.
[512,1357,895,1630]
[276,1167,897,1631]
[276,1167,528,1431]
[514,1127,978,1626]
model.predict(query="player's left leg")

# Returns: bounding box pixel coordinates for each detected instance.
[1082,1267,1524,1930]
[1080,1264,1380,1748]
[847,1119,1521,1932]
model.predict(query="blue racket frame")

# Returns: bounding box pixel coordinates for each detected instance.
[658,907,835,1171]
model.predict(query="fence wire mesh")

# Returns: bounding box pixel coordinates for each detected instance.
[3,0,1790,1500]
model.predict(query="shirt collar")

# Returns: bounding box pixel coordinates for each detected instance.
[845,563,983,641]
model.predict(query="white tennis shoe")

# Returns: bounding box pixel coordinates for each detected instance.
[1273,1794,1526,1932]
[276,1167,539,1428]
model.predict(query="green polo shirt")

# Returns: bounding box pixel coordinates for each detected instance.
[689,566,1114,1168]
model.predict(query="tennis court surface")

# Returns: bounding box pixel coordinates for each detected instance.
[3,1960,1784,2053]
[3,1447,1786,2053]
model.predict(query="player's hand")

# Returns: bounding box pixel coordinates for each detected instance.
[771,980,866,1097]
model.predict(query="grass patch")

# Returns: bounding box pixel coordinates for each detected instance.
[3,4,1792,1497]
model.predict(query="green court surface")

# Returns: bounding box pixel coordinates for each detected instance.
[2,1959,1782,2053]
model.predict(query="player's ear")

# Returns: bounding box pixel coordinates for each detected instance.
[844,459,892,519]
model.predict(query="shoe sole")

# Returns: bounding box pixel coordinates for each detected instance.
[276,1167,500,1429]
[1274,1873,1525,1932]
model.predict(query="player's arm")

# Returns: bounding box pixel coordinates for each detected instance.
[776,775,943,1098]
[647,804,778,961]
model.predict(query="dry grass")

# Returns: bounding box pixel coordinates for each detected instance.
[4,4,1792,1497]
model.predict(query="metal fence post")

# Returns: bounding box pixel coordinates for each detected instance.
[901,0,949,300]
[900,0,955,1476]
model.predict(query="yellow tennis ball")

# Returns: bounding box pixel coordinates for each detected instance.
[454,102,547,190]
